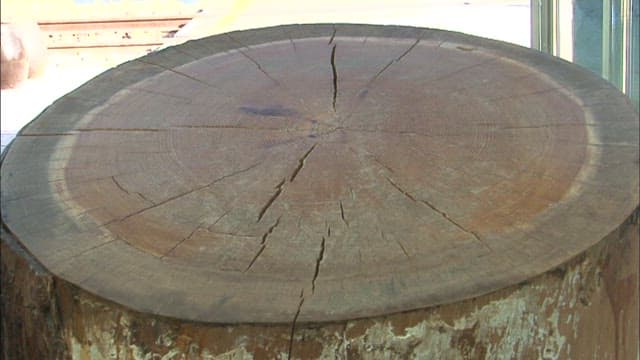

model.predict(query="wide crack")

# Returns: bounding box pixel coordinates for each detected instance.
[244,217,281,272]
[256,144,317,222]
[330,44,338,112]
[311,235,326,294]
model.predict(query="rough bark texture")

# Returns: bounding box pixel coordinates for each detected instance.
[2,209,637,359]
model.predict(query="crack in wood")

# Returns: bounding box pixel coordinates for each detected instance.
[209,232,257,238]
[386,176,492,251]
[311,236,326,295]
[386,176,417,202]
[287,289,305,360]
[330,44,338,112]
[498,123,587,130]
[77,128,163,132]
[372,156,395,173]
[110,176,154,204]
[235,47,281,85]
[244,217,281,272]
[290,144,317,182]
[339,201,349,227]
[429,57,498,85]
[351,145,397,175]
[419,198,493,252]
[381,229,410,259]
[106,162,260,226]
[111,176,129,195]
[244,245,266,273]
[257,178,285,222]
[135,58,221,90]
[208,209,232,230]
[328,25,336,45]
[161,226,200,258]
[225,33,323,117]
[173,124,304,132]
[257,144,317,222]
[369,38,421,85]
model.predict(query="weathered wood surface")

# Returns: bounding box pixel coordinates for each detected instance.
[1,208,637,359]
[1,24,639,358]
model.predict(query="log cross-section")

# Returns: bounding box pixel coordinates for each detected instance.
[1,24,638,359]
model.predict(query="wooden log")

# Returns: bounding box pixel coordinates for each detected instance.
[1,24,638,359]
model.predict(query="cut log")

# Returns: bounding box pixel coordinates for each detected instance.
[1,24,638,359]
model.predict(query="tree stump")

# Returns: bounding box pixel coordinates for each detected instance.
[1,24,638,359]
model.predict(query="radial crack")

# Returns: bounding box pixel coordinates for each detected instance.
[161,226,200,258]
[135,58,220,90]
[420,198,493,251]
[288,289,305,360]
[111,176,130,195]
[369,38,421,85]
[111,176,154,204]
[244,245,266,273]
[174,124,301,132]
[498,123,585,130]
[385,176,491,251]
[257,144,318,222]
[225,34,277,82]
[135,192,155,205]
[236,48,280,85]
[244,217,281,272]
[257,178,286,222]
[311,236,326,294]
[290,144,317,182]
[328,26,337,44]
[339,201,349,227]
[106,163,259,226]
[381,230,410,259]
[386,177,417,202]
[330,44,338,111]
[396,239,410,259]
[77,128,163,133]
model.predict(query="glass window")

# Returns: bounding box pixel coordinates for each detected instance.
[532,0,639,110]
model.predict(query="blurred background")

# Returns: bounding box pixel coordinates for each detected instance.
[1,0,638,152]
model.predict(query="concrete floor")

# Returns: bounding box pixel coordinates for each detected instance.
[1,0,530,152]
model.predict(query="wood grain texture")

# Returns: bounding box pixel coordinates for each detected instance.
[1,24,638,326]
[1,207,637,359]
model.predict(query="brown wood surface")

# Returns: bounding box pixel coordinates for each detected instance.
[1,24,638,325]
